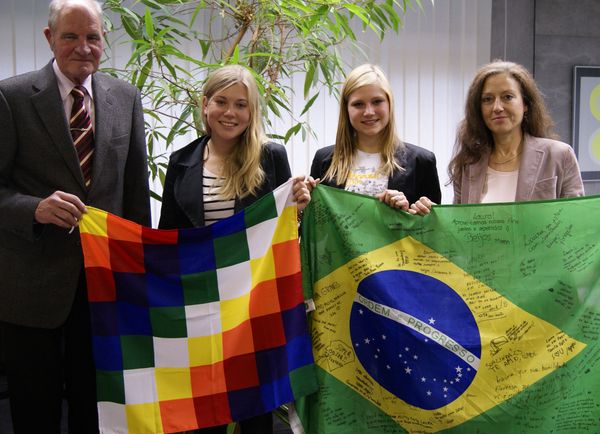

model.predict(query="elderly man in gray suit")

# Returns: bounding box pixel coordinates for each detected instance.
[0,0,150,432]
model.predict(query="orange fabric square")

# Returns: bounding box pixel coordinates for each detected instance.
[194,393,231,428]
[222,320,254,359]
[159,398,198,433]
[107,213,142,243]
[272,239,300,277]
[249,279,280,317]
[190,362,227,397]
[80,233,110,268]
[85,267,116,302]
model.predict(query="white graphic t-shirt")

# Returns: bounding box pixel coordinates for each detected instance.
[345,149,388,197]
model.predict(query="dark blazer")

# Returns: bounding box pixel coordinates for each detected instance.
[159,136,292,229]
[454,134,585,204]
[0,61,151,328]
[310,143,442,204]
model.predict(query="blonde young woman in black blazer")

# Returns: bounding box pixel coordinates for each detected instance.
[310,64,441,209]
[159,65,310,434]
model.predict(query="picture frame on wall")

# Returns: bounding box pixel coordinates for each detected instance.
[572,66,600,180]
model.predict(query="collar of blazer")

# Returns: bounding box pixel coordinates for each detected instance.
[467,134,547,203]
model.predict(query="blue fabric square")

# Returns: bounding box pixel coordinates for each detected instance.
[260,375,293,411]
[144,243,180,274]
[255,346,289,384]
[211,211,245,237]
[117,301,152,335]
[92,335,123,371]
[146,273,184,307]
[89,302,119,336]
[282,303,307,341]
[178,227,216,274]
[227,386,264,422]
[286,334,313,371]
[114,272,147,306]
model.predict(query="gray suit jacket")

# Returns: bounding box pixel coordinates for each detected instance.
[0,61,151,328]
[454,134,584,204]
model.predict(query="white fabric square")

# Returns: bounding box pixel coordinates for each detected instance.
[123,368,157,405]
[153,337,190,368]
[246,217,277,260]
[273,179,294,214]
[185,302,222,337]
[97,402,128,434]
[217,261,251,300]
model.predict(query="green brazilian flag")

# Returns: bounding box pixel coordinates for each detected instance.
[296,185,600,434]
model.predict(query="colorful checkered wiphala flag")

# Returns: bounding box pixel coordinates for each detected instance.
[79,180,317,434]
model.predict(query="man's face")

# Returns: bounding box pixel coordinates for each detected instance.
[44,3,104,84]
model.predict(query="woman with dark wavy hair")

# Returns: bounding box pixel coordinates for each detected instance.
[411,60,583,214]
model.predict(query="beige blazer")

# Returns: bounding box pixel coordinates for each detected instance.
[454,134,584,204]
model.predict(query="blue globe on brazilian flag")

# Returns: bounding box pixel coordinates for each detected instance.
[296,185,600,433]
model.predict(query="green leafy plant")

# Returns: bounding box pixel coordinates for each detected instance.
[103,0,422,195]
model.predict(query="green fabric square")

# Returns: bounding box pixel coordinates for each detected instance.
[290,364,318,397]
[121,335,154,369]
[182,270,219,304]
[96,370,125,404]
[245,191,278,228]
[213,231,249,268]
[150,306,187,338]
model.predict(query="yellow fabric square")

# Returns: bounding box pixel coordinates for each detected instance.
[189,335,223,366]
[79,207,108,236]
[125,402,164,434]
[220,293,250,331]
[272,206,297,244]
[154,368,193,401]
[250,249,276,287]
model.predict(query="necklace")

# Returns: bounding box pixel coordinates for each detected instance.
[490,136,524,165]
[490,151,521,165]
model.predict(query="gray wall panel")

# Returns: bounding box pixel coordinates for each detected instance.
[492,0,600,194]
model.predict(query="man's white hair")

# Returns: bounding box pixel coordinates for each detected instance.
[47,0,103,31]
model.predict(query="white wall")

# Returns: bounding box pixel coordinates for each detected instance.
[0,0,491,225]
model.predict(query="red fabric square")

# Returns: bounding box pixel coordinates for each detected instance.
[276,272,304,311]
[142,226,178,244]
[85,266,116,302]
[223,353,259,391]
[108,238,145,273]
[193,392,231,428]
[250,313,286,351]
